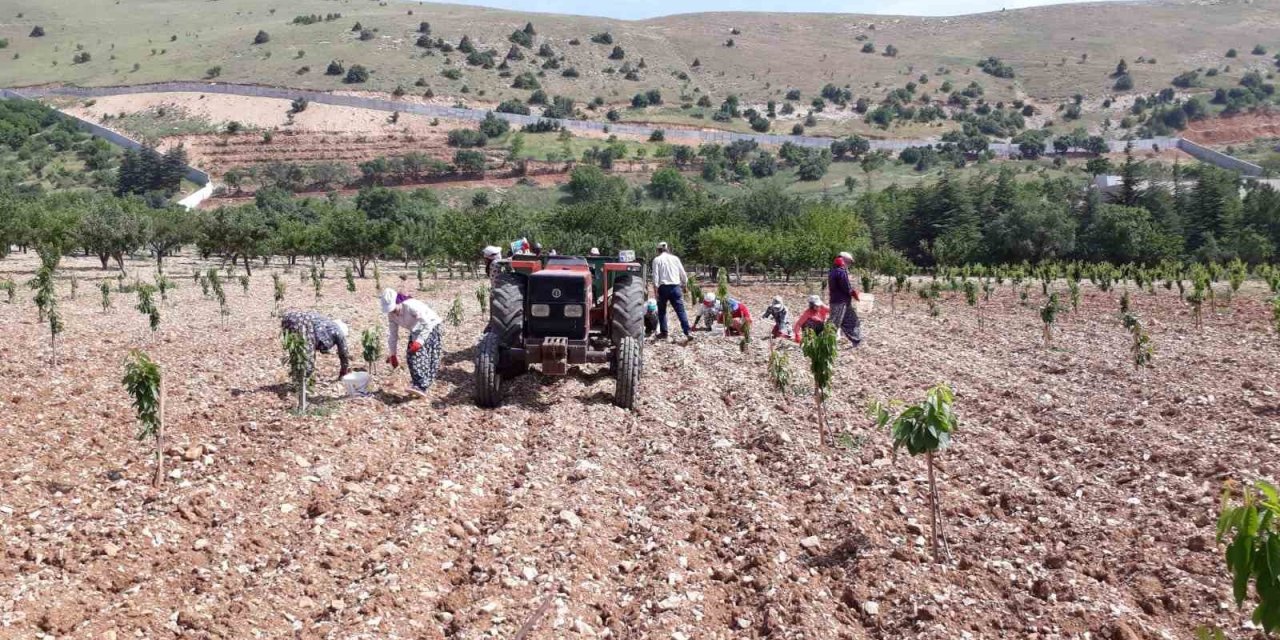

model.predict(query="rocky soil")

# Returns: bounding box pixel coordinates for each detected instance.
[1,253,1278,639]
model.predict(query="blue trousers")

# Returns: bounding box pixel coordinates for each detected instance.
[656,284,691,336]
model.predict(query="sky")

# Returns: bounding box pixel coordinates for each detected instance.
[428,0,1129,20]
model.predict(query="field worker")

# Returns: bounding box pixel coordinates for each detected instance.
[380,288,445,396]
[280,310,352,380]
[723,298,752,336]
[695,292,720,331]
[827,255,863,347]
[792,295,830,343]
[644,299,659,336]
[589,248,601,256]
[651,241,692,341]
[531,242,544,257]
[482,245,502,276]
[762,296,791,339]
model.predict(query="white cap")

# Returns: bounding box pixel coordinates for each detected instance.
[379,288,398,315]
[839,251,853,262]
[657,241,669,251]
[807,295,822,307]
[482,245,501,259]
[589,247,600,256]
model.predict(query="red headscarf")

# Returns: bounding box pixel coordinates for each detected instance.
[833,256,845,268]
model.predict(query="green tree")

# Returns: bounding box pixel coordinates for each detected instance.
[122,350,165,486]
[1216,480,1280,633]
[801,323,838,446]
[873,384,958,563]
[646,167,689,201]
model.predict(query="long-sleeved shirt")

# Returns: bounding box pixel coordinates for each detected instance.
[763,302,790,335]
[280,310,350,372]
[828,267,860,305]
[792,305,831,343]
[651,252,688,288]
[387,298,442,354]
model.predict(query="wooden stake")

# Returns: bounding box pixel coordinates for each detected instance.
[154,376,165,488]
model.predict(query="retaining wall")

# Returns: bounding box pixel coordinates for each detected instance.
[1176,138,1264,176]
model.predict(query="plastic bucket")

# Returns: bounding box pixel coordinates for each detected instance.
[341,372,370,397]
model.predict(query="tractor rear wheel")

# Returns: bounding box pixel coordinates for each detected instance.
[488,272,525,347]
[609,274,645,343]
[474,331,503,408]
[613,336,642,410]
[488,271,527,377]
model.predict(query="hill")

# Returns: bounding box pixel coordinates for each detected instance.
[1,0,1278,139]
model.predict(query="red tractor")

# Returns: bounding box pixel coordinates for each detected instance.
[474,253,646,409]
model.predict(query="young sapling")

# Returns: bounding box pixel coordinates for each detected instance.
[801,323,838,446]
[873,383,958,563]
[122,350,165,487]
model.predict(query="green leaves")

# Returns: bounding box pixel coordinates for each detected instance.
[767,348,791,394]
[874,384,957,457]
[121,350,161,441]
[1217,480,1280,633]
[446,297,464,328]
[801,323,838,399]
[361,326,382,367]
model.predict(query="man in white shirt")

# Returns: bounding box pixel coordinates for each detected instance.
[651,242,692,341]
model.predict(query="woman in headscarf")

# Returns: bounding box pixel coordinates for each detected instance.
[762,296,791,339]
[723,298,752,336]
[280,311,352,380]
[695,292,721,332]
[644,298,659,336]
[380,288,444,396]
[791,295,830,343]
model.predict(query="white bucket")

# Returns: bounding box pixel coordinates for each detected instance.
[341,372,371,397]
[856,293,875,315]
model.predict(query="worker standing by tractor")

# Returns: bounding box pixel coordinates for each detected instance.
[651,242,693,342]
[380,288,444,397]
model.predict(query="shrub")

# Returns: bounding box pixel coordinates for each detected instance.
[978,56,1015,78]
[609,45,625,60]
[1114,74,1133,91]
[442,67,462,80]
[1226,48,1238,58]
[511,71,540,90]
[29,26,45,38]
[649,129,665,142]
[591,32,613,45]
[1252,44,1267,55]
[496,99,531,115]
[344,65,370,83]
[325,60,344,76]
[253,30,270,45]
[479,112,510,138]
[562,67,579,78]
[447,128,487,148]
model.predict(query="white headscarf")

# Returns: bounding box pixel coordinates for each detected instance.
[333,319,350,339]
[379,288,398,315]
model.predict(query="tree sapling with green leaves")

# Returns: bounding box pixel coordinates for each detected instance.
[272,273,285,315]
[1122,313,1153,371]
[345,266,356,292]
[963,279,981,329]
[361,326,382,375]
[801,323,838,446]
[283,330,312,412]
[873,383,958,563]
[2,279,15,303]
[767,347,791,401]
[1215,479,1280,633]
[100,281,111,312]
[1040,293,1063,349]
[239,274,250,295]
[136,284,160,332]
[446,296,464,327]
[122,350,165,487]
[475,284,488,314]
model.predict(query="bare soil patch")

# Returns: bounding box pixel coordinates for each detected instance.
[1184,112,1280,146]
[1,252,1276,638]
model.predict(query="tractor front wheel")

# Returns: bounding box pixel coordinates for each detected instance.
[474,331,503,408]
[613,336,642,410]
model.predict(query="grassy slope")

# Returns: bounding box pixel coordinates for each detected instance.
[2,0,1278,106]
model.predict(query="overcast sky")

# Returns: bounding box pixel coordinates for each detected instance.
[431,0,1129,20]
